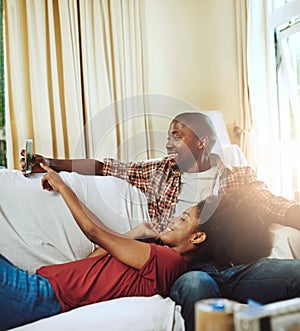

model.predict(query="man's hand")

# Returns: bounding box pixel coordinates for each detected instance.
[40,163,67,193]
[20,150,49,175]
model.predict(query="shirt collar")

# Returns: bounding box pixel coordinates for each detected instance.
[165,154,181,176]
[165,153,232,177]
[211,153,232,175]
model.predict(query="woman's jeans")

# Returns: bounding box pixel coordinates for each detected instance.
[170,258,300,331]
[0,254,61,330]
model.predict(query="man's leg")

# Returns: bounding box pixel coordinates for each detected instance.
[222,258,300,304]
[170,271,221,331]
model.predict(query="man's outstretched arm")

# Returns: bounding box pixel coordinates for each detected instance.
[20,150,104,175]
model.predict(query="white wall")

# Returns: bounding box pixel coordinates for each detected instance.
[141,0,241,142]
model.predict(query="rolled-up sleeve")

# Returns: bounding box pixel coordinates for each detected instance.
[223,166,297,223]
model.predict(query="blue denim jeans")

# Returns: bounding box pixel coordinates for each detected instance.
[0,254,61,330]
[170,258,300,331]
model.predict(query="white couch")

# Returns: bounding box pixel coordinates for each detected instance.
[11,295,184,331]
[1,167,300,331]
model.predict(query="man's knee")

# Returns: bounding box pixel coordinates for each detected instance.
[170,271,220,331]
[170,271,220,304]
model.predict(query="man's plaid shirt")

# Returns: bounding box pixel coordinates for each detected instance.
[103,154,296,232]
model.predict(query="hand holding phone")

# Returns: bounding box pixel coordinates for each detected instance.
[24,138,33,174]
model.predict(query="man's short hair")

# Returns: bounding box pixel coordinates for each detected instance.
[174,112,217,152]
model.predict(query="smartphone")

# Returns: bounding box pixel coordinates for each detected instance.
[24,138,33,174]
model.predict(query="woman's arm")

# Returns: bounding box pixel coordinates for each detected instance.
[40,163,156,269]
[87,223,159,258]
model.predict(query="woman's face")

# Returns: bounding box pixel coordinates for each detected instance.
[159,206,200,248]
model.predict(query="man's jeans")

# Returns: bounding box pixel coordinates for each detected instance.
[170,258,300,331]
[0,254,61,330]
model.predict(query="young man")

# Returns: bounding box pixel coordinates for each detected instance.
[0,163,205,330]
[21,112,300,229]
[21,112,300,331]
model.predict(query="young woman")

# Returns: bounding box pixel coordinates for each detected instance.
[0,163,206,330]
[171,189,300,331]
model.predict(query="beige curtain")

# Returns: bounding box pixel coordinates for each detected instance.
[5,0,85,169]
[234,0,282,193]
[5,0,147,169]
[246,0,283,193]
[234,0,256,168]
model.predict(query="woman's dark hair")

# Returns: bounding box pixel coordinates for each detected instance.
[174,112,217,152]
[196,188,273,267]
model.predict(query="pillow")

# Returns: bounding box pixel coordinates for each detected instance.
[10,295,184,331]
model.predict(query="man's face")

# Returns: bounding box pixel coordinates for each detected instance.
[166,120,202,172]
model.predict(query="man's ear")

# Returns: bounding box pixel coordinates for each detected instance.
[190,231,206,245]
[198,136,208,149]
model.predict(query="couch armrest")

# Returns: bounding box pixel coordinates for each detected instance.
[269,223,300,259]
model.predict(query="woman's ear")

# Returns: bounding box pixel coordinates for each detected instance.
[190,231,206,245]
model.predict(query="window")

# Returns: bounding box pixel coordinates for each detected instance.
[276,0,295,6]
[272,0,300,198]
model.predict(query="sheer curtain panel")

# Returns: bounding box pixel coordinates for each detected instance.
[78,0,149,161]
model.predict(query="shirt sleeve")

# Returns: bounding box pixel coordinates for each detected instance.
[227,166,297,223]
[102,158,161,193]
[148,244,187,297]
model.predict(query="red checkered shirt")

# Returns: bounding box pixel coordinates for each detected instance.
[103,154,296,232]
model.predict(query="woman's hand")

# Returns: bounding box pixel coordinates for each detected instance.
[20,150,50,175]
[125,222,160,240]
[40,163,67,193]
